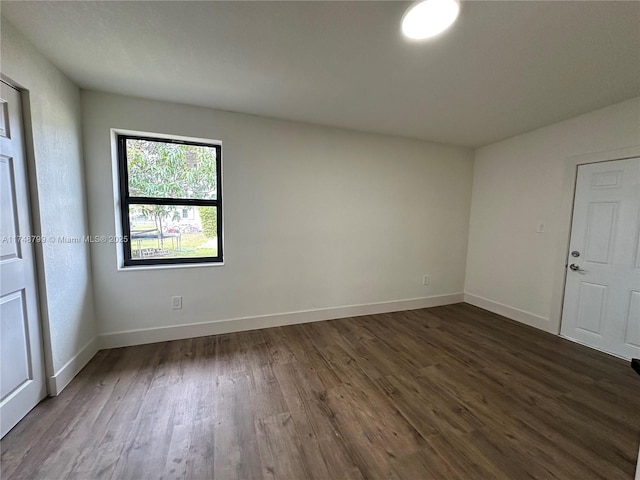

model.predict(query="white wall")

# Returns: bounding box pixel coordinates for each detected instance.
[1,18,97,392]
[81,91,474,346]
[465,97,640,333]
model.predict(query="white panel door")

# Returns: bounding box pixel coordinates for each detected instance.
[561,157,640,359]
[0,81,46,438]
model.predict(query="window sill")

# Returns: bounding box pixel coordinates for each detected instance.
[117,261,225,272]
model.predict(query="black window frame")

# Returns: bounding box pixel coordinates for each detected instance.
[117,134,223,267]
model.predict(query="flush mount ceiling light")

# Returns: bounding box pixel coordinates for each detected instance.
[401,0,461,40]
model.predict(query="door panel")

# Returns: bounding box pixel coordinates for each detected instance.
[0,100,9,138]
[561,157,640,359]
[584,202,617,264]
[625,290,640,348]
[636,225,640,269]
[591,169,623,189]
[0,81,46,438]
[0,290,32,401]
[576,282,606,334]
[0,156,21,261]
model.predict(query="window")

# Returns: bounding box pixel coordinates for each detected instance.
[117,134,222,266]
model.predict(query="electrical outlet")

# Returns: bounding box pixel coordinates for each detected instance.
[423,275,430,286]
[171,296,182,310]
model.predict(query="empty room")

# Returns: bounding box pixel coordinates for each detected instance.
[1,1,639,479]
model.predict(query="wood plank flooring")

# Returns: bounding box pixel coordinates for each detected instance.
[1,303,639,479]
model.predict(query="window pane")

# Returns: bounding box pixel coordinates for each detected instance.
[126,138,217,200]
[128,205,218,260]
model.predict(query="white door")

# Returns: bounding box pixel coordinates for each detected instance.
[561,157,640,359]
[0,80,46,438]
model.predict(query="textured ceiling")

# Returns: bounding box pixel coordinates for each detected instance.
[2,1,639,147]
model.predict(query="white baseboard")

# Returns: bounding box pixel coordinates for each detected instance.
[98,293,464,349]
[464,293,552,332]
[47,337,99,396]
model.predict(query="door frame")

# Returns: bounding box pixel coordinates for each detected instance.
[553,144,640,337]
[1,74,54,396]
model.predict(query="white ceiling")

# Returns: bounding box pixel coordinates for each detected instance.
[2,1,639,147]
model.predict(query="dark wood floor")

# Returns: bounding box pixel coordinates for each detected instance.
[2,303,639,479]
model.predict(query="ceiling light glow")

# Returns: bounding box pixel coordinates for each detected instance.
[401,0,460,40]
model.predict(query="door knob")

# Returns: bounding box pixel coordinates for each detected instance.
[569,264,586,272]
